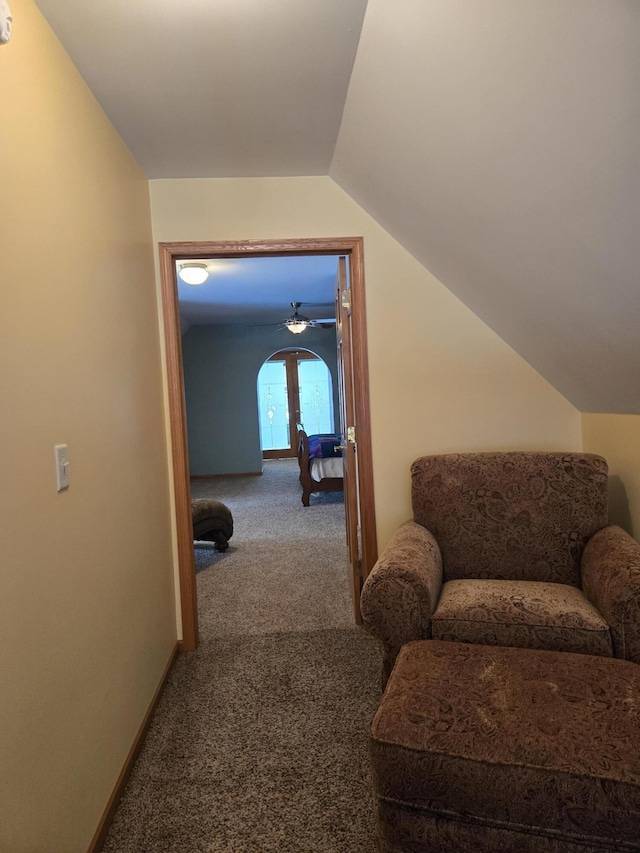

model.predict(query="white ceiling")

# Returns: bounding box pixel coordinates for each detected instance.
[176,255,339,326]
[34,0,368,178]
[331,0,640,413]
[34,0,640,413]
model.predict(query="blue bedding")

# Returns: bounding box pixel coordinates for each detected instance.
[308,433,343,460]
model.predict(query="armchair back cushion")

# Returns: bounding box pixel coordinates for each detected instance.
[411,452,608,586]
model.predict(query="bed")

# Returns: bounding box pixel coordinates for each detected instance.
[296,425,344,507]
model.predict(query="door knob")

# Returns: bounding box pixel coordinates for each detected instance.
[334,445,345,452]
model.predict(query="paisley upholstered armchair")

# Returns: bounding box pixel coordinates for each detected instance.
[361,452,640,685]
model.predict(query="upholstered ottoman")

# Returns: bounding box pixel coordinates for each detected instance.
[191,499,233,552]
[371,640,640,853]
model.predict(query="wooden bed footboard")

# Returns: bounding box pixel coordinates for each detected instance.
[296,425,344,507]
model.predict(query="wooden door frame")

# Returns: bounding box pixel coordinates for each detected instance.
[158,237,377,651]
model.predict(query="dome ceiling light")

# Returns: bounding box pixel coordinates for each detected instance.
[178,263,209,285]
[284,302,313,334]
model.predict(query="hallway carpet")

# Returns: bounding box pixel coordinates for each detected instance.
[102,459,382,852]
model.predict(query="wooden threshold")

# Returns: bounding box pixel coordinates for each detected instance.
[87,642,179,853]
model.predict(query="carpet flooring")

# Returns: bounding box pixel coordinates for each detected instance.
[102,459,382,852]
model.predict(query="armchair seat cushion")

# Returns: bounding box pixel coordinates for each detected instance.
[432,579,613,657]
[361,453,640,685]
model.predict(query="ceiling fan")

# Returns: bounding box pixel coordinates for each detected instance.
[258,302,336,335]
[248,302,336,332]
[282,302,336,334]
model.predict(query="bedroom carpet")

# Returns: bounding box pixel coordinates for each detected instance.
[102,459,382,852]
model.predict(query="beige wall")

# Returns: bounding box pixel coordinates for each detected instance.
[583,414,640,539]
[0,3,177,851]
[150,177,581,549]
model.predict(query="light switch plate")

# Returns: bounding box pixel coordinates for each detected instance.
[54,444,69,491]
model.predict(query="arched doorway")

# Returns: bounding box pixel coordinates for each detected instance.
[258,349,336,459]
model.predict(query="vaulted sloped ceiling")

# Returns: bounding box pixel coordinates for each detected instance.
[331,0,640,413]
[34,0,640,413]
[33,0,368,177]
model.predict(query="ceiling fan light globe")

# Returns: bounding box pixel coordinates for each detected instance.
[179,263,209,285]
[286,322,308,334]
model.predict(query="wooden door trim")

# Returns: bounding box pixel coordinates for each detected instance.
[284,352,300,454]
[159,247,198,651]
[158,237,377,650]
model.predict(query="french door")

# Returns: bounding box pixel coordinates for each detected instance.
[259,350,334,459]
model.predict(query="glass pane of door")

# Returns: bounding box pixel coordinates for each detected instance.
[297,358,334,435]
[257,360,290,450]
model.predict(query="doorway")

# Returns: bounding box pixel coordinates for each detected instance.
[259,349,336,459]
[158,237,377,651]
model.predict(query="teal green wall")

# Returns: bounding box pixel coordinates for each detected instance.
[182,324,340,475]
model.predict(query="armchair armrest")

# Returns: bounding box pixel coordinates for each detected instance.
[361,520,443,685]
[581,525,640,663]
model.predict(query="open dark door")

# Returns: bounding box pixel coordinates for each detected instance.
[335,256,363,623]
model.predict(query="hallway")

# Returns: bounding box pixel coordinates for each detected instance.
[102,460,381,852]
